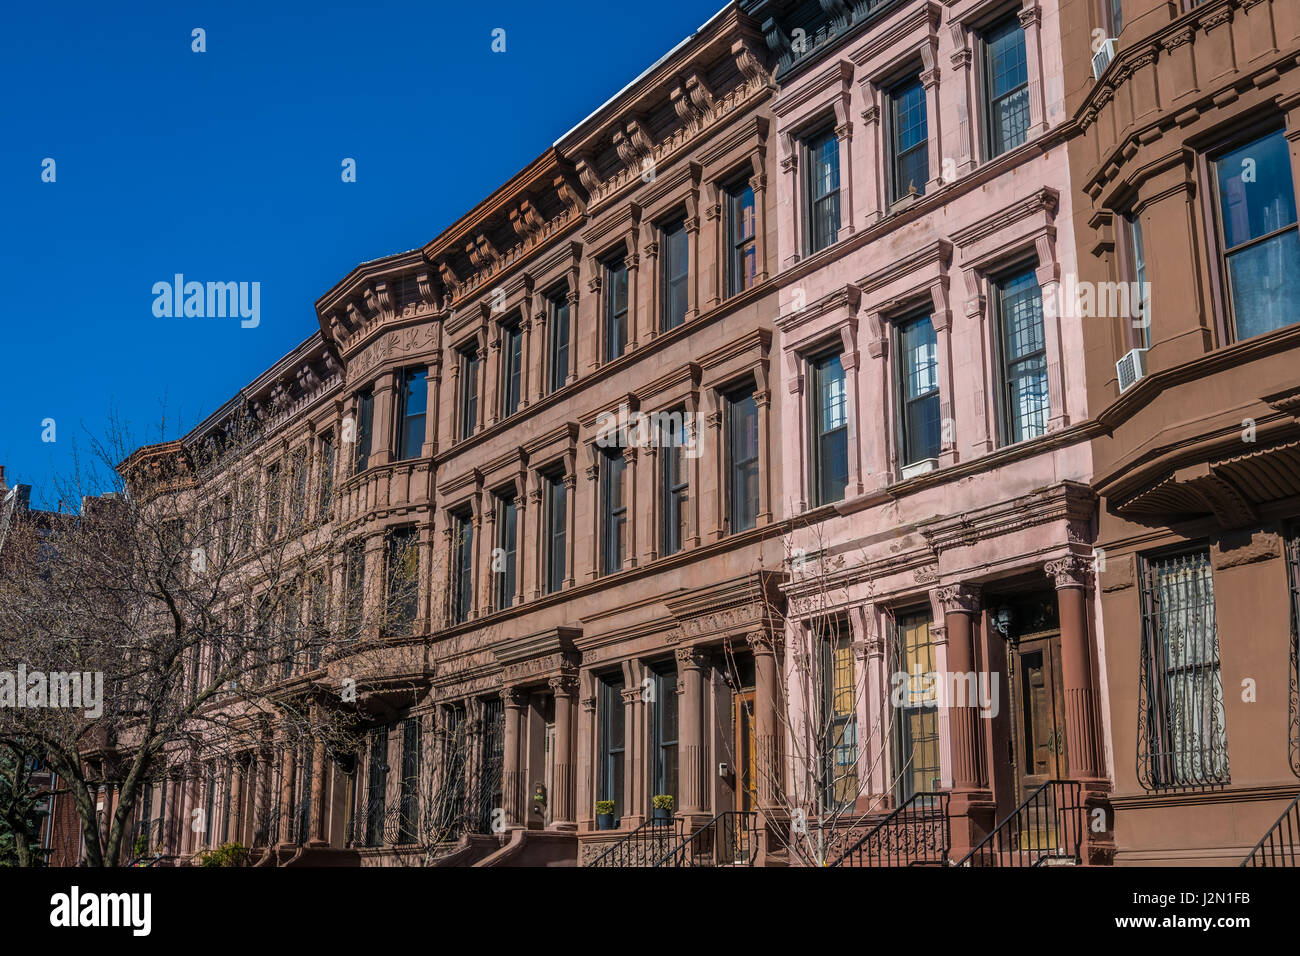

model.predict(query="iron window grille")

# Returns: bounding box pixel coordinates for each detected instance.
[1138,550,1230,790]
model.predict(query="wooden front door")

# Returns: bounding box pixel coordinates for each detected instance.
[734,690,757,813]
[1011,634,1067,837]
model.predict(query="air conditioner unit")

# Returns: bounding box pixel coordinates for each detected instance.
[1116,347,1147,393]
[1092,38,1117,80]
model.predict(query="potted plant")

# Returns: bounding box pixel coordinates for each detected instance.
[652,794,674,823]
[595,800,616,830]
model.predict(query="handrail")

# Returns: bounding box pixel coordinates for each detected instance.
[956,780,1084,867]
[655,811,758,867]
[1241,791,1300,866]
[829,792,950,867]
[587,817,684,867]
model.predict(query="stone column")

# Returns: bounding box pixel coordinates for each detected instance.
[549,676,578,830]
[308,736,329,847]
[675,646,710,824]
[369,370,396,469]
[563,471,578,588]
[1046,554,1113,864]
[252,748,270,847]
[278,739,297,847]
[936,583,995,856]
[227,757,244,847]
[747,631,781,809]
[502,687,527,828]
[620,677,646,828]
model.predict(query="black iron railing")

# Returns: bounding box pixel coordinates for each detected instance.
[1242,792,1300,867]
[127,817,166,865]
[656,811,758,867]
[284,797,314,846]
[830,792,950,867]
[588,817,684,867]
[957,780,1084,867]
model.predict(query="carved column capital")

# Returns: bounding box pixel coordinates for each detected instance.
[935,583,982,615]
[1045,555,1092,590]
[674,645,710,671]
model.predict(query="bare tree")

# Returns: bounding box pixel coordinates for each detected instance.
[0,411,358,866]
[720,516,912,867]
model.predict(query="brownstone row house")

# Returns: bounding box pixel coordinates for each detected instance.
[39,0,1300,867]
[1062,0,1300,864]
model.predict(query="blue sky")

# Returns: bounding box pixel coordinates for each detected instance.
[0,0,723,508]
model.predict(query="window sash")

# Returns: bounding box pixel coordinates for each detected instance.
[727,389,760,532]
[601,453,627,574]
[810,352,849,505]
[604,260,629,361]
[548,296,570,392]
[396,368,427,461]
[805,130,841,254]
[495,496,518,610]
[652,669,679,800]
[889,76,929,203]
[354,389,374,473]
[458,350,479,439]
[897,316,941,465]
[995,270,1050,444]
[599,679,626,819]
[544,474,567,593]
[983,17,1030,157]
[660,419,689,555]
[452,516,474,624]
[500,325,522,418]
[661,220,689,331]
[728,182,758,295]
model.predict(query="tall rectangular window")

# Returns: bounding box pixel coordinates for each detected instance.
[652,667,678,802]
[500,322,523,418]
[354,387,374,474]
[344,538,366,639]
[264,462,282,542]
[548,293,570,393]
[809,351,848,505]
[317,431,335,517]
[804,128,841,254]
[451,512,474,625]
[898,315,941,466]
[601,451,627,575]
[1212,128,1300,340]
[726,388,759,533]
[728,179,758,295]
[396,367,428,460]
[893,610,941,801]
[1140,550,1229,789]
[1126,212,1151,348]
[599,677,626,822]
[364,727,388,848]
[458,347,480,440]
[661,219,689,331]
[604,257,629,361]
[307,571,326,669]
[494,494,518,610]
[983,16,1030,158]
[398,718,421,845]
[821,623,858,812]
[289,447,308,529]
[543,472,567,594]
[660,415,690,556]
[888,75,929,203]
[996,268,1050,444]
[385,526,419,634]
[1109,0,1124,33]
